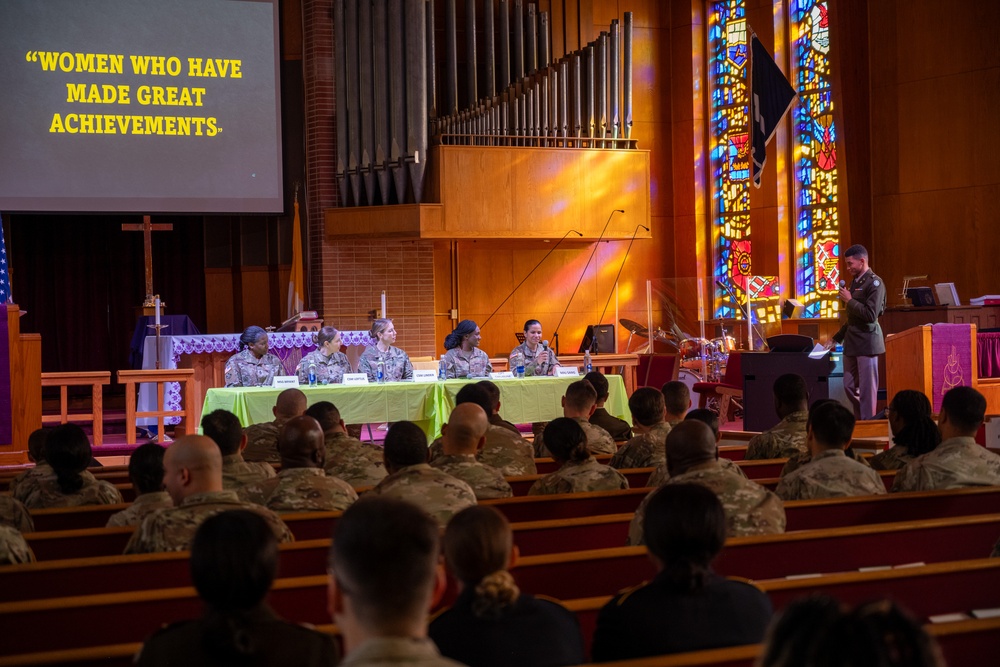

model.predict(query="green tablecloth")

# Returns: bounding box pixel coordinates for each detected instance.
[202,374,631,439]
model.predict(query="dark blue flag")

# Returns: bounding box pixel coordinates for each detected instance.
[751,34,797,188]
[0,215,9,303]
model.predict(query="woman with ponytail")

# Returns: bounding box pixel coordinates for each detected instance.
[870,390,941,470]
[22,424,122,509]
[224,325,283,387]
[136,510,337,666]
[591,484,772,661]
[429,506,585,667]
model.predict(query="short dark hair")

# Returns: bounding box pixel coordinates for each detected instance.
[644,484,726,591]
[476,380,501,410]
[629,387,665,427]
[383,421,429,468]
[129,443,166,495]
[455,383,494,418]
[191,510,277,612]
[584,371,610,400]
[329,497,440,628]
[844,244,868,260]
[807,400,856,449]
[563,380,598,411]
[46,424,92,495]
[773,373,808,407]
[200,410,244,456]
[27,428,50,463]
[523,319,541,331]
[684,408,720,438]
[542,417,590,463]
[304,401,342,431]
[940,385,987,434]
[661,381,690,416]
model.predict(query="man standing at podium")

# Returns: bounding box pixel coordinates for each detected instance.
[833,244,886,420]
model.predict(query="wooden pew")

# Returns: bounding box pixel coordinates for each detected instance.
[482,487,652,523]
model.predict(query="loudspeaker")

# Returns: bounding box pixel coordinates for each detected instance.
[782,299,804,319]
[579,324,616,353]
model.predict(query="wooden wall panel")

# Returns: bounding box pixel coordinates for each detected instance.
[205,270,235,334]
[241,269,273,331]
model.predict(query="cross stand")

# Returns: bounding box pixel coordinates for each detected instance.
[121,215,173,314]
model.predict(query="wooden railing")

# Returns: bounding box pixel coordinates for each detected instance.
[116,369,194,445]
[40,372,111,446]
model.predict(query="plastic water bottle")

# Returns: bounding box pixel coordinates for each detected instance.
[438,356,447,381]
[583,349,593,374]
[376,360,385,383]
[308,363,317,386]
[515,351,525,379]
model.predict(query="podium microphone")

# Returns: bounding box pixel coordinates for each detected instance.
[596,224,650,351]
[839,279,846,289]
[481,229,584,329]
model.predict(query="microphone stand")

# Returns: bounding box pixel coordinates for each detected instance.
[594,224,650,353]
[481,229,584,329]
[716,279,769,350]
[552,209,624,355]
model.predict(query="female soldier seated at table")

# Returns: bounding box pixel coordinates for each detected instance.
[443,320,493,379]
[296,326,353,385]
[358,318,414,382]
[225,326,284,387]
[508,319,560,377]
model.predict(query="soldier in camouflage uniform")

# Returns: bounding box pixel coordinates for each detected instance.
[508,319,561,377]
[295,326,354,385]
[529,418,628,495]
[369,421,477,526]
[358,319,415,382]
[776,401,886,500]
[124,435,293,554]
[746,374,810,460]
[628,421,785,545]
[646,409,748,487]
[0,496,33,534]
[224,326,284,387]
[893,386,1000,492]
[442,320,493,378]
[242,388,308,463]
[239,416,358,512]
[10,428,53,504]
[106,443,173,528]
[585,371,633,442]
[477,380,521,434]
[201,409,277,490]
[534,380,616,457]
[0,525,34,565]
[661,381,692,424]
[781,446,870,477]
[305,401,387,488]
[21,424,123,510]
[611,388,672,470]
[429,403,512,500]
[870,390,941,471]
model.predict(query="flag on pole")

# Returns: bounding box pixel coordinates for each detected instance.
[750,33,797,188]
[286,194,306,319]
[0,214,11,303]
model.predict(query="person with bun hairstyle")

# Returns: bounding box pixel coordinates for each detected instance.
[21,424,123,509]
[528,417,628,495]
[870,390,941,470]
[442,319,493,379]
[358,318,414,382]
[507,319,560,377]
[295,326,353,384]
[224,326,283,387]
[429,505,585,667]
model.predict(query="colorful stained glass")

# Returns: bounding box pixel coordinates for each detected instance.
[790,0,841,318]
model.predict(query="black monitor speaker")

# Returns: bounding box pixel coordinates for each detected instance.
[579,324,616,353]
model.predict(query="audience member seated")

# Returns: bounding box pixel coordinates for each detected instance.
[534,380,616,457]
[304,401,387,488]
[201,409,276,490]
[629,421,785,545]
[429,403,512,500]
[429,384,536,476]
[780,438,871,477]
[592,484,772,661]
[647,408,747,486]
[9,427,54,503]
[442,319,493,379]
[327,497,464,666]
[106,443,173,528]
[135,510,337,666]
[21,424,123,509]
[893,386,1000,491]
[528,418,629,495]
[242,388,308,463]
[758,595,944,667]
[370,421,476,526]
[239,416,358,512]
[660,380,692,427]
[870,390,941,471]
[586,371,633,442]
[295,326,353,385]
[0,525,34,565]
[224,325,283,388]
[477,380,520,435]
[776,401,886,500]
[0,495,34,534]
[610,388,672,470]
[746,373,810,460]
[124,435,293,554]
[429,506,585,666]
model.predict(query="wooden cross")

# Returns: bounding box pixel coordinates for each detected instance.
[122,215,173,305]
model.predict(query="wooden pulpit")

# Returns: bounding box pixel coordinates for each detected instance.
[0,304,42,464]
[885,324,980,412]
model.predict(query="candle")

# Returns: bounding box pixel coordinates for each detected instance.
[381,291,387,319]
[154,297,161,327]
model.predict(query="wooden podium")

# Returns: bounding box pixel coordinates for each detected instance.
[0,304,42,464]
[885,324,985,412]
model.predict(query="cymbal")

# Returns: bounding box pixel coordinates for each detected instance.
[652,329,679,344]
[619,318,649,335]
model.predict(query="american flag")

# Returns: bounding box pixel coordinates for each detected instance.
[0,214,10,303]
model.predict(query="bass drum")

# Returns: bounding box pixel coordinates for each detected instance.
[678,368,702,395]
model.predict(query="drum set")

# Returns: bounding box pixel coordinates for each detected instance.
[621,318,735,385]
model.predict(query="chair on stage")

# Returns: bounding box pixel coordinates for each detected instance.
[692,352,742,425]
[635,354,680,389]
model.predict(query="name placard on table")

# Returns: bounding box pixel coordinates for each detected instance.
[342,373,369,385]
[555,366,580,377]
[413,370,438,383]
[490,371,515,379]
[272,376,300,388]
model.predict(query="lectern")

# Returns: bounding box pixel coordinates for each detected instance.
[741,351,835,431]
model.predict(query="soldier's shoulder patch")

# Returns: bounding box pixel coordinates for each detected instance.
[873,279,880,286]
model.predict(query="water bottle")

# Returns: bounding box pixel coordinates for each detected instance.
[583,349,593,374]
[376,360,385,383]
[438,356,447,381]
[515,351,525,379]
[308,363,317,386]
